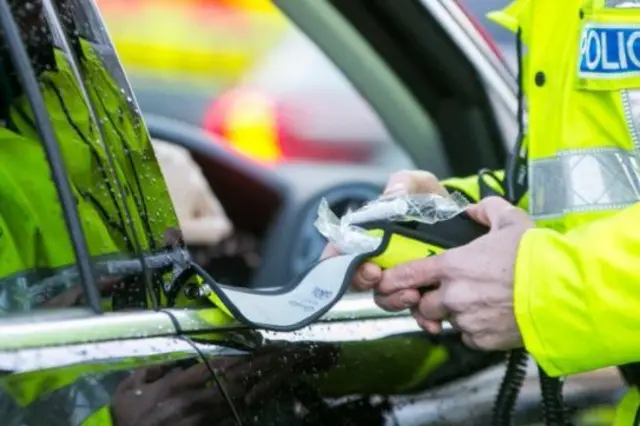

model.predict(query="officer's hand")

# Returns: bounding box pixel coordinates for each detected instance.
[374,197,534,351]
[321,170,448,294]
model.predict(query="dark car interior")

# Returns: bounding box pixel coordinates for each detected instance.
[146,113,388,289]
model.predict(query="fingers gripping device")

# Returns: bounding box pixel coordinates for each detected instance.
[315,187,569,426]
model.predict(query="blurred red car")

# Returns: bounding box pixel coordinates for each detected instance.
[202,25,407,167]
[202,1,510,167]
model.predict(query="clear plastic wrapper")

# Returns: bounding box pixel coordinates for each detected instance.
[314,192,470,255]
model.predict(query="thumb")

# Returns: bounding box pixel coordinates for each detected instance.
[384,170,448,196]
[320,244,340,259]
[466,196,515,229]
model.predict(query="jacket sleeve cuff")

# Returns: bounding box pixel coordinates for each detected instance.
[514,228,597,377]
[442,171,505,203]
[513,229,560,375]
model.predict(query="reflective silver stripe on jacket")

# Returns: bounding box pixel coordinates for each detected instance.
[0,372,124,426]
[529,148,640,219]
[605,0,640,8]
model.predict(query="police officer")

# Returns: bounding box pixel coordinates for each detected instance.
[330,1,640,424]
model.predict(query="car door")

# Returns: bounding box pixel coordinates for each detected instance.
[0,1,259,425]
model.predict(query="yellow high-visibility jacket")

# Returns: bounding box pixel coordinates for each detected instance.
[444,0,640,423]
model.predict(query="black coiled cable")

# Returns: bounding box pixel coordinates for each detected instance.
[539,367,571,426]
[492,349,529,426]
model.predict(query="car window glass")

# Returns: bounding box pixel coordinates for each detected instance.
[54,0,180,255]
[0,0,182,315]
[119,5,413,171]
[0,0,111,314]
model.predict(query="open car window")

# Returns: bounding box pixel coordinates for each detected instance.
[0,0,113,314]
[0,0,181,315]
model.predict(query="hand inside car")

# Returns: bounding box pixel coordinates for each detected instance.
[111,342,338,426]
[321,170,448,298]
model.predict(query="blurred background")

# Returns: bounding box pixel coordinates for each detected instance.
[96,0,514,167]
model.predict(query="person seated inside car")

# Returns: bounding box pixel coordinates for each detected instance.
[152,139,234,246]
